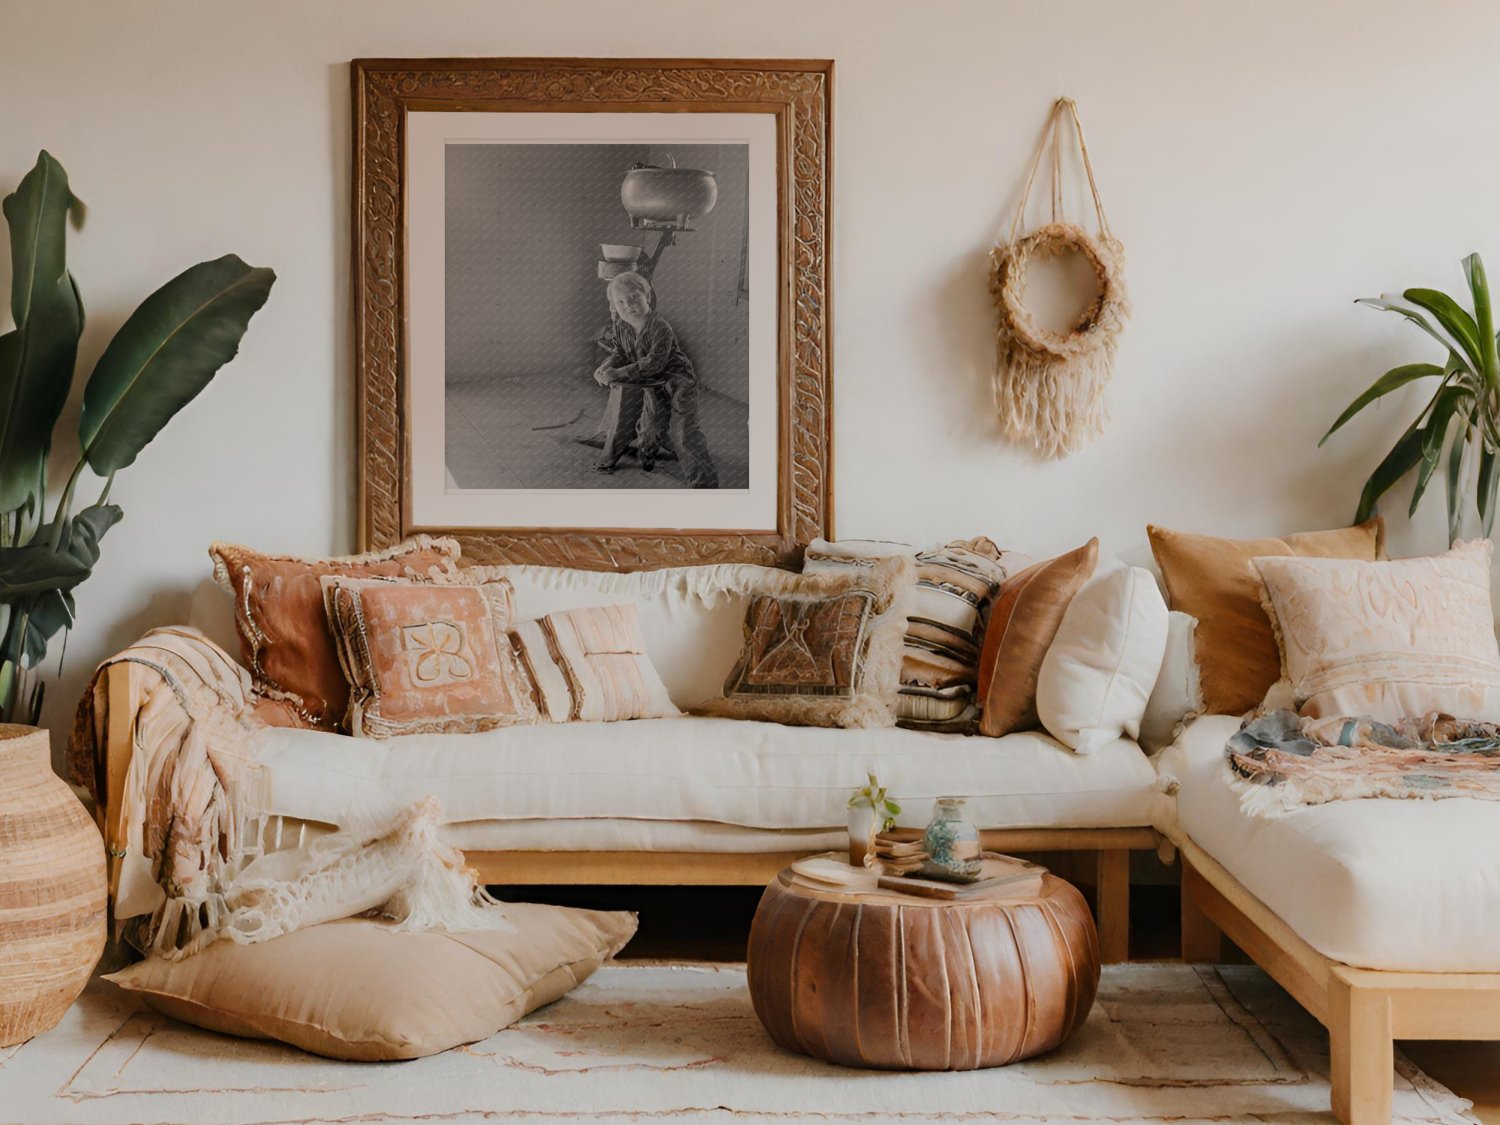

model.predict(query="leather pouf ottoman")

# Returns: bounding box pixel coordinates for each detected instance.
[747,866,1099,1070]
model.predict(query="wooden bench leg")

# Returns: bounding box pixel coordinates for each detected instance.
[1329,968,1393,1125]
[1179,858,1224,963]
[1094,848,1129,964]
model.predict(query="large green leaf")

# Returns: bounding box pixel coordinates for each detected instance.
[1357,295,1473,368]
[1410,387,1469,517]
[1462,253,1499,391]
[1320,362,1443,446]
[1404,287,1483,373]
[0,542,90,598]
[1446,409,1472,544]
[0,151,84,512]
[79,254,274,474]
[1355,421,1426,524]
[1481,447,1500,536]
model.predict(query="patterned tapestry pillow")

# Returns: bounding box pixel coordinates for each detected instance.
[322,575,539,738]
[977,538,1099,738]
[510,603,680,723]
[700,555,916,729]
[211,537,461,730]
[1254,540,1500,723]
[803,538,1024,731]
[1147,518,1385,717]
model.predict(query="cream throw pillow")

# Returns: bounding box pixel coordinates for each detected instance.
[1254,540,1500,722]
[510,603,679,723]
[105,903,637,1061]
[1036,564,1169,754]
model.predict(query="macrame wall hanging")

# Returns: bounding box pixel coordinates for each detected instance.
[990,97,1129,460]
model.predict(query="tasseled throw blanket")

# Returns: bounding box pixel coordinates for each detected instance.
[69,627,510,960]
[1226,708,1500,816]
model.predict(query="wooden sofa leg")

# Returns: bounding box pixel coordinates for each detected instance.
[1094,848,1129,964]
[1179,858,1224,963]
[1328,968,1393,1125]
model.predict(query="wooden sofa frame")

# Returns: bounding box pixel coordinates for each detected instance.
[99,661,1156,963]
[1178,835,1500,1125]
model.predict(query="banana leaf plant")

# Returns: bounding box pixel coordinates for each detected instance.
[1322,253,1500,545]
[0,151,274,725]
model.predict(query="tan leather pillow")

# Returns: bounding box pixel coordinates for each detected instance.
[323,575,540,737]
[977,539,1099,737]
[104,903,637,1061]
[1147,518,1385,716]
[210,537,461,730]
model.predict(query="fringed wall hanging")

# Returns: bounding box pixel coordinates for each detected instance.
[990,97,1129,460]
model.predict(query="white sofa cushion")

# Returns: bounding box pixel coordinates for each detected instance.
[1158,714,1500,972]
[249,716,1158,834]
[1035,564,1168,754]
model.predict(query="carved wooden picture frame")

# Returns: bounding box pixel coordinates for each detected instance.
[352,58,832,569]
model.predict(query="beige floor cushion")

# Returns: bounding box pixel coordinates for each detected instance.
[105,902,637,1060]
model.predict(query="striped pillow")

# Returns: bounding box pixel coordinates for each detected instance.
[511,603,679,723]
[804,538,1025,731]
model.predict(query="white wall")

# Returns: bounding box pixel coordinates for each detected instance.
[3,0,1497,748]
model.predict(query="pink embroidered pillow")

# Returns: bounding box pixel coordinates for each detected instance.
[1254,540,1500,722]
[322,575,539,738]
[510,603,679,723]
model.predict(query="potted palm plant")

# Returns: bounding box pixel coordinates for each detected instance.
[1323,253,1500,544]
[0,150,274,724]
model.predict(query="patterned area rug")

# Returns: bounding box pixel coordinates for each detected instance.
[0,962,1475,1124]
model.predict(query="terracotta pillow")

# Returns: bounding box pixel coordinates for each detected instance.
[1255,540,1500,722]
[104,904,637,1061]
[1147,518,1385,716]
[323,575,540,738]
[510,603,679,723]
[976,539,1099,737]
[698,555,915,729]
[210,537,461,730]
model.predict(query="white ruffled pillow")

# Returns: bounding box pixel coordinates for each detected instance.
[1036,564,1169,754]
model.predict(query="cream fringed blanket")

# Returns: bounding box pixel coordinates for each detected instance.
[69,627,510,959]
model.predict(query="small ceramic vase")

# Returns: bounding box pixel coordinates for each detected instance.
[921,797,983,882]
[847,805,878,867]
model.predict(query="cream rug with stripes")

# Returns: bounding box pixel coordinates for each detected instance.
[0,962,1474,1124]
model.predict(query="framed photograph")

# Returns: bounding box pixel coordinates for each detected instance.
[352,58,833,569]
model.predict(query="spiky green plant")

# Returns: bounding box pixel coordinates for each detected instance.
[0,151,275,724]
[1323,253,1500,544]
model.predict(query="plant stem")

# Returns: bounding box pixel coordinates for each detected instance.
[48,457,86,552]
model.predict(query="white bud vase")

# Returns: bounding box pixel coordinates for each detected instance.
[846,805,878,867]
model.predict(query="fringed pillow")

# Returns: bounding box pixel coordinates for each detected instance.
[322,574,540,738]
[803,538,1024,732]
[210,537,461,730]
[698,555,915,729]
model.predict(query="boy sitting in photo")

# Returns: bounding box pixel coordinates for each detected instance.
[592,271,720,489]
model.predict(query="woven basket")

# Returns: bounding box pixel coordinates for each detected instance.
[0,724,106,1046]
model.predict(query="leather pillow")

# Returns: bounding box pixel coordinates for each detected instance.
[210,537,461,730]
[977,539,1098,738]
[104,903,637,1061]
[323,575,540,738]
[1147,518,1385,716]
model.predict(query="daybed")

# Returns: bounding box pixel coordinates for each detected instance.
[1161,715,1500,1125]
[89,559,1163,964]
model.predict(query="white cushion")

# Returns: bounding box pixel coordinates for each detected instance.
[1138,611,1202,752]
[249,717,1158,832]
[494,564,784,710]
[1036,565,1168,754]
[1159,714,1500,971]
